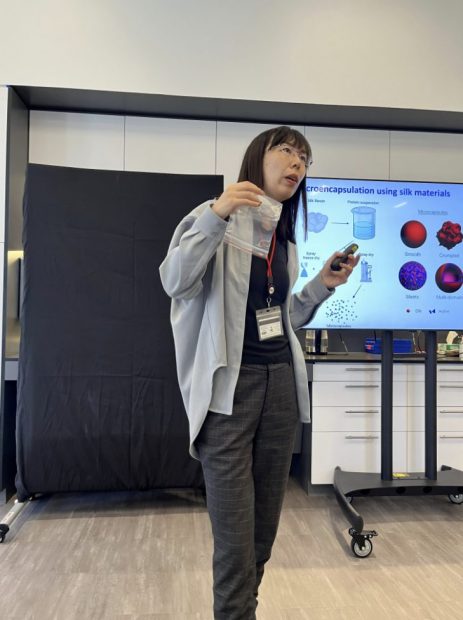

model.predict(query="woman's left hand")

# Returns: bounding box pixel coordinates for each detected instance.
[320,251,361,289]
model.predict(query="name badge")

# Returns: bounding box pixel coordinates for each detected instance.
[256,306,284,341]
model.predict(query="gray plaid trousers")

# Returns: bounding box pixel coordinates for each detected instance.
[196,362,299,620]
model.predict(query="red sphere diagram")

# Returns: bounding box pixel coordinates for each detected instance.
[400,220,427,248]
[435,263,463,293]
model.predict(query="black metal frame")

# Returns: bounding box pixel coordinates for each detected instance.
[333,330,463,555]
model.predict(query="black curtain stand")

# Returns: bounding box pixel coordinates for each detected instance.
[333,330,463,558]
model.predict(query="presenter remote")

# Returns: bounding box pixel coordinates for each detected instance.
[330,243,359,271]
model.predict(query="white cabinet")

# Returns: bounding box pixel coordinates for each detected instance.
[311,363,408,484]
[437,364,463,408]
[313,406,381,433]
[313,432,406,484]
[312,382,380,408]
[310,361,463,484]
[407,364,463,472]
[311,363,381,382]
[437,434,463,471]
[408,433,463,473]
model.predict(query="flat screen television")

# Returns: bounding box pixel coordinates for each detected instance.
[294,177,463,330]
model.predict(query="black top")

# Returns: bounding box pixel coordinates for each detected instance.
[241,235,291,364]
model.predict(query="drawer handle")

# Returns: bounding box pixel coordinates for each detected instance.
[438,369,463,372]
[345,410,380,414]
[440,435,463,439]
[345,435,379,440]
[344,384,380,388]
[440,410,463,414]
[345,367,380,372]
[439,385,463,388]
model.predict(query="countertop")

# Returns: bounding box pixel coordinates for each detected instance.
[4,352,462,382]
[304,352,462,363]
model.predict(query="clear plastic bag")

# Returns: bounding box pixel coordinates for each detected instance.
[223,195,282,258]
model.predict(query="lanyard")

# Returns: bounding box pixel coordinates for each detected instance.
[265,231,276,306]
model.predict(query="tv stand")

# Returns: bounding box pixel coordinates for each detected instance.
[333,330,463,558]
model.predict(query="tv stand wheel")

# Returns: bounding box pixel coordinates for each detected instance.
[350,536,373,558]
[448,494,463,505]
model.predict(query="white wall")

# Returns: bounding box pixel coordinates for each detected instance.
[0,86,7,390]
[29,112,125,170]
[1,0,463,113]
[390,131,463,182]
[124,117,217,175]
[304,127,390,180]
[29,111,463,186]
[0,87,7,243]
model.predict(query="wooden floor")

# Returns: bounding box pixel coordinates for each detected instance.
[1,476,463,619]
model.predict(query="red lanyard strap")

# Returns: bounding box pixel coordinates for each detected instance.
[266,232,276,296]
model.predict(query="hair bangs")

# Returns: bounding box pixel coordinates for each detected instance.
[267,127,311,160]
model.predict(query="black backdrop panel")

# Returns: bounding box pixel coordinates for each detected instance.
[16,164,223,498]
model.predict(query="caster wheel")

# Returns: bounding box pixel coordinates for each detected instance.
[448,494,463,505]
[0,525,7,543]
[351,537,373,558]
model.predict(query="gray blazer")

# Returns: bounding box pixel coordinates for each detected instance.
[159,201,333,458]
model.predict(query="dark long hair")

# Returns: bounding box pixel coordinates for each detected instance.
[237,126,311,243]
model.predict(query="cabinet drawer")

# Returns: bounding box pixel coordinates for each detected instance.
[312,382,380,407]
[312,405,407,432]
[313,363,380,382]
[408,431,463,472]
[437,383,463,407]
[437,365,463,382]
[438,433,463,470]
[408,381,463,408]
[312,363,409,382]
[437,407,463,431]
[311,431,407,484]
[312,406,381,432]
[408,406,463,432]
[312,380,407,407]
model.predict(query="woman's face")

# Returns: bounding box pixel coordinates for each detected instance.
[262,142,308,202]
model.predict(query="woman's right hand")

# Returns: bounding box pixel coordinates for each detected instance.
[212,182,264,219]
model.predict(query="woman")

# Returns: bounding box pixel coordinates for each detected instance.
[160,126,359,619]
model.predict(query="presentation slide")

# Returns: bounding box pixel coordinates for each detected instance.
[294,178,463,330]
